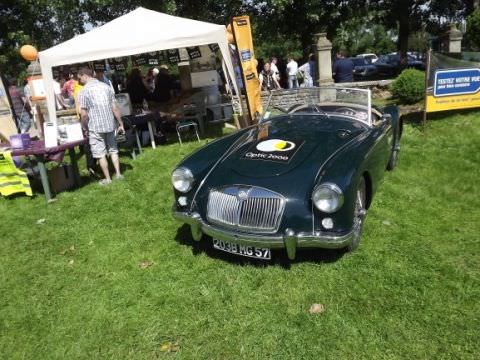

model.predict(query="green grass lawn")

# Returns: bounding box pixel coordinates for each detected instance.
[1,113,479,359]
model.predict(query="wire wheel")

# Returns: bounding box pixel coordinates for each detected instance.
[346,177,367,252]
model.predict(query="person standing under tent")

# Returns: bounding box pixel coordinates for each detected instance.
[7,78,31,133]
[78,67,125,185]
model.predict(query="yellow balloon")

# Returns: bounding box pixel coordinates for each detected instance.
[20,45,38,61]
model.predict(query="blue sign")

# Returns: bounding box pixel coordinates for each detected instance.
[240,49,252,62]
[434,68,480,97]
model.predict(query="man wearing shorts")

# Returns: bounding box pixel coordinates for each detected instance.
[78,67,125,185]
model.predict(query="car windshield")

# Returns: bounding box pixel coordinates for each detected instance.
[262,87,372,126]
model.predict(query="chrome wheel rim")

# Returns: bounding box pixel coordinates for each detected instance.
[353,188,366,238]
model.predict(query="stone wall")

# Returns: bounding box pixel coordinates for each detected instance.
[257,80,393,109]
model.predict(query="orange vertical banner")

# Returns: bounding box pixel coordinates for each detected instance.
[231,16,263,123]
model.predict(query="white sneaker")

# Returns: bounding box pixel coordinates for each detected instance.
[99,179,112,186]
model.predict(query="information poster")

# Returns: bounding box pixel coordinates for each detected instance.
[426,52,480,112]
[186,46,202,60]
[110,57,128,71]
[132,54,148,66]
[0,75,17,142]
[231,16,262,123]
[167,49,181,63]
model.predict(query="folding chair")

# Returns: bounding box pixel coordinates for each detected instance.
[176,104,201,145]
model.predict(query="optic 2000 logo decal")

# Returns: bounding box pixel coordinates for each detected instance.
[242,139,303,163]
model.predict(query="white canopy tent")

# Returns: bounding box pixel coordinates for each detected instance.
[38,7,240,124]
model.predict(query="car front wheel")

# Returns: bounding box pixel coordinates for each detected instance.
[346,177,367,252]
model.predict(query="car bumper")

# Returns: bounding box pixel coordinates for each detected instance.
[173,211,355,260]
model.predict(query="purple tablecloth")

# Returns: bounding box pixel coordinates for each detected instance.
[9,139,87,162]
[10,139,86,156]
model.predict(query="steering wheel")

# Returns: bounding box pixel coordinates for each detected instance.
[334,107,357,117]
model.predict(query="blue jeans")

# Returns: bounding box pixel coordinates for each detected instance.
[16,113,32,133]
[288,75,299,89]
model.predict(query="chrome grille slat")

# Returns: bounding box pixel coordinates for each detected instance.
[206,186,285,233]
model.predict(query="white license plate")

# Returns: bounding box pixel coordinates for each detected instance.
[213,239,271,260]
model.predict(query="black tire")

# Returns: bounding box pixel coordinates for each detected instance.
[346,177,367,252]
[386,148,399,171]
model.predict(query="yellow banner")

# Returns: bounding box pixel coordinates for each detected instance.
[232,16,263,123]
[426,93,480,112]
[425,53,480,113]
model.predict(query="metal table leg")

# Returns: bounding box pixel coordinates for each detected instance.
[134,127,143,154]
[36,155,52,202]
[147,120,156,149]
[68,147,81,187]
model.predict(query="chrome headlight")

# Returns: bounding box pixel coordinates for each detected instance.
[312,183,344,213]
[172,167,194,193]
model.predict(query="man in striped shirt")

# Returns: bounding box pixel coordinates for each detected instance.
[78,67,125,185]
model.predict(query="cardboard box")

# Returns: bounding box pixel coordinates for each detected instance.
[48,164,75,194]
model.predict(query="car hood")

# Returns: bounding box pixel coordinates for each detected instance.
[216,115,366,179]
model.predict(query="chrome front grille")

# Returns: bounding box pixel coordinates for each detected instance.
[207,186,285,233]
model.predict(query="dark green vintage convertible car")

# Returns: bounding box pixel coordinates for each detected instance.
[172,87,402,260]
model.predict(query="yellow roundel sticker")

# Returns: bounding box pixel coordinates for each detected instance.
[256,139,296,152]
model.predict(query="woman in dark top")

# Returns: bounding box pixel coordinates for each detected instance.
[152,66,174,103]
[126,68,149,105]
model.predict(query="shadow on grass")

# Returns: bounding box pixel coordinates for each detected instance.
[175,224,345,269]
[401,107,480,131]
[24,161,133,200]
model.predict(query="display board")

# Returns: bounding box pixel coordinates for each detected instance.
[0,75,17,143]
[231,16,262,123]
[426,51,480,112]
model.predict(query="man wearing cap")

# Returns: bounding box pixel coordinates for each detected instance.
[78,67,125,185]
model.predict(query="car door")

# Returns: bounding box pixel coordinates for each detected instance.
[364,114,393,191]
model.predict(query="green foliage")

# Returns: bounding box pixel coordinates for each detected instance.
[1,115,480,358]
[466,9,480,50]
[253,0,367,58]
[331,13,396,56]
[254,35,302,63]
[408,30,429,53]
[391,69,425,104]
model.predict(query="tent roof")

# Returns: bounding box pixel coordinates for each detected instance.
[38,7,241,127]
[39,7,227,66]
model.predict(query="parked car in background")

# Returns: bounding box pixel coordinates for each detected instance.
[356,53,378,64]
[374,53,425,78]
[172,87,402,261]
[350,57,378,81]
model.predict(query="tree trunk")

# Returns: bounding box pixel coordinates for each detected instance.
[398,17,410,72]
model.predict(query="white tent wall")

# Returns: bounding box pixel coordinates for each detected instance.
[38,7,241,125]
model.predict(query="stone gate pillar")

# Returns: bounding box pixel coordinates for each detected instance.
[315,33,333,85]
[441,24,463,53]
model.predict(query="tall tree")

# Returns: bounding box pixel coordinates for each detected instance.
[246,0,367,60]
[0,1,87,77]
[372,0,467,63]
